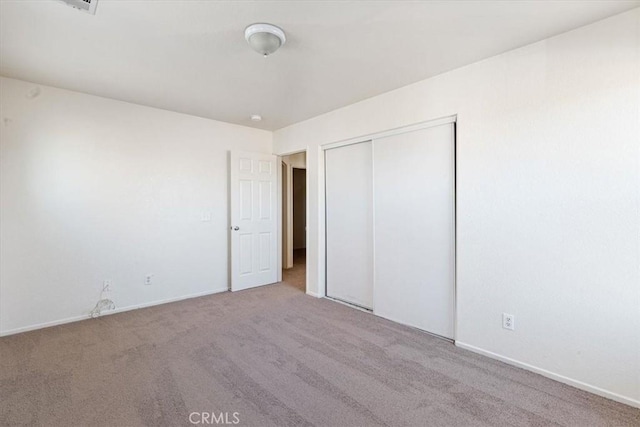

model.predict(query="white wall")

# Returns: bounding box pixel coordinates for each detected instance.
[273,9,640,406]
[283,152,306,169]
[0,77,272,335]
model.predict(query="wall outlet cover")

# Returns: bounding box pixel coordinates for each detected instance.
[503,313,515,330]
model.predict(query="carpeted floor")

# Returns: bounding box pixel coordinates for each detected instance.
[1,251,638,426]
[284,249,306,293]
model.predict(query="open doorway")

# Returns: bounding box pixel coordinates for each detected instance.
[281,152,307,292]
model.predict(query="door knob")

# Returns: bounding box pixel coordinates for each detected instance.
[232,226,240,231]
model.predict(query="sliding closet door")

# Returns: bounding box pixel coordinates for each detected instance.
[325,141,374,309]
[373,124,455,338]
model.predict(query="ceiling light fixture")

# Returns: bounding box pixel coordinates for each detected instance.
[250,115,262,122]
[245,23,286,57]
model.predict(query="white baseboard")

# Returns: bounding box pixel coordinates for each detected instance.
[0,287,228,337]
[455,341,640,409]
[305,290,322,298]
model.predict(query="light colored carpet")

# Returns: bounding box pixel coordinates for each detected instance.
[284,249,306,293]
[1,254,638,426]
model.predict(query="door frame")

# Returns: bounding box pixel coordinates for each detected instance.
[320,114,458,340]
[278,149,309,293]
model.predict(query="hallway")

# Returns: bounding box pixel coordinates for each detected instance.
[283,249,306,293]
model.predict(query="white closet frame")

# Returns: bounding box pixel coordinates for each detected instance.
[321,114,457,340]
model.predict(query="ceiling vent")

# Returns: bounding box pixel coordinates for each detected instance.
[56,0,98,15]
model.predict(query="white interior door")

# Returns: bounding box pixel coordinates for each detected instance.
[325,141,374,309]
[373,123,455,338]
[230,151,278,291]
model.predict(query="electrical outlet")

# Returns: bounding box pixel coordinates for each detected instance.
[503,313,515,330]
[145,274,153,286]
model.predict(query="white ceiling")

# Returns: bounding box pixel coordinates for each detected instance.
[1,1,638,130]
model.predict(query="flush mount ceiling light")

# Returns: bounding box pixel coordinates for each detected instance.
[245,23,286,57]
